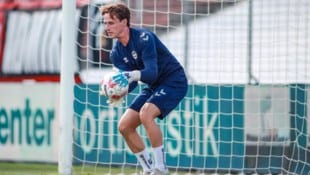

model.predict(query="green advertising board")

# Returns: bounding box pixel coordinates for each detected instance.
[73,84,244,170]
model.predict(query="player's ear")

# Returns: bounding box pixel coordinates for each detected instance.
[121,18,127,26]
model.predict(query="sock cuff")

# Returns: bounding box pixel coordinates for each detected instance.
[152,145,164,151]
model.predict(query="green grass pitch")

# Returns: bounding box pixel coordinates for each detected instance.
[0,162,218,175]
[0,162,139,175]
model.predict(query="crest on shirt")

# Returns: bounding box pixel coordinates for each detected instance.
[131,50,138,60]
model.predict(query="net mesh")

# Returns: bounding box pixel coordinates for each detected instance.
[73,0,310,174]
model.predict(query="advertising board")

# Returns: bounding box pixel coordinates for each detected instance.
[73,84,245,169]
[0,83,59,162]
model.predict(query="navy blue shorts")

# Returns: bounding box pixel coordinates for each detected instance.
[129,70,188,119]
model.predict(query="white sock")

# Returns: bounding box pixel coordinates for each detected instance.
[152,145,167,171]
[135,149,153,172]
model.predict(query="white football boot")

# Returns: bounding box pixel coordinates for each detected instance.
[150,168,169,175]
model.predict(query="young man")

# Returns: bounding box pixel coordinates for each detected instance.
[100,3,188,175]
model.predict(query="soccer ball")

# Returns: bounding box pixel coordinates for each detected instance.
[99,72,128,98]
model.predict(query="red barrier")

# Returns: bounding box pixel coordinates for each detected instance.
[0,74,82,83]
[0,12,5,73]
[0,0,89,82]
[0,0,89,10]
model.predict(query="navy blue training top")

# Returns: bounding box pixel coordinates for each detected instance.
[110,28,184,90]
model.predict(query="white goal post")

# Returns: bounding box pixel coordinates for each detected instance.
[59,0,310,175]
[59,0,75,175]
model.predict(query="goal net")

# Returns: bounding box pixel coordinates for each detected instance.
[72,0,310,174]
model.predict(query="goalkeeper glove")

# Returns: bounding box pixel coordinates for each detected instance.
[112,70,141,87]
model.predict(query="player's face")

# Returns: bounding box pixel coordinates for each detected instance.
[103,13,127,39]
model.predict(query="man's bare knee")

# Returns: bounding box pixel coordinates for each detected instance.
[139,109,152,125]
[139,103,160,125]
[118,121,135,136]
[118,122,127,135]
[118,109,141,135]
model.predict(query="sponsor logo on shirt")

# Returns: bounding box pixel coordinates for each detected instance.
[140,32,149,41]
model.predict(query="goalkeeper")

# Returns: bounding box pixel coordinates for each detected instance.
[101,3,188,175]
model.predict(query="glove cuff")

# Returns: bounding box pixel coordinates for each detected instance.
[129,70,141,82]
